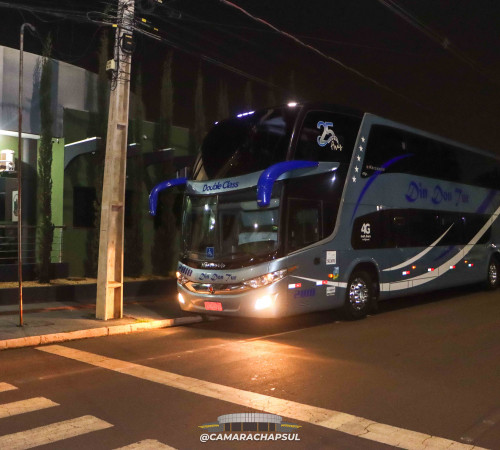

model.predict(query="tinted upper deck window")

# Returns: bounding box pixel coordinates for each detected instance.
[362,125,500,189]
[193,107,297,181]
[294,111,361,163]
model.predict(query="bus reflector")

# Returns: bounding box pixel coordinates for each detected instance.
[178,293,185,304]
[288,283,302,289]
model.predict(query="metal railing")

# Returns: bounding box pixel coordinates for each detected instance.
[0,225,65,265]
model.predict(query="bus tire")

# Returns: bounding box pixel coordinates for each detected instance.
[485,256,500,290]
[343,270,375,320]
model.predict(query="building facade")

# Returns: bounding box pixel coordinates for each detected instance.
[0,45,192,280]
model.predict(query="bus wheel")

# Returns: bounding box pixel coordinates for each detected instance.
[485,256,500,290]
[344,270,375,320]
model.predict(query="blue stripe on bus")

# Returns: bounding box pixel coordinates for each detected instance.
[476,189,497,214]
[350,154,413,223]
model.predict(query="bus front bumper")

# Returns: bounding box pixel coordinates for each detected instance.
[177,282,284,318]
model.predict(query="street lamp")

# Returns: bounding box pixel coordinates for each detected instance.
[18,23,36,327]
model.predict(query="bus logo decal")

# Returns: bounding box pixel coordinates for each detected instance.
[178,264,193,277]
[317,121,342,151]
[294,288,316,299]
[406,181,428,202]
[361,223,371,242]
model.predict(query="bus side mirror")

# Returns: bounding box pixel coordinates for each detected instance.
[257,160,319,207]
[149,177,187,216]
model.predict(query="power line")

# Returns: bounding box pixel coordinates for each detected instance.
[377,0,499,85]
[218,0,427,109]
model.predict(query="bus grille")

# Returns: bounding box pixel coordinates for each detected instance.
[184,282,249,295]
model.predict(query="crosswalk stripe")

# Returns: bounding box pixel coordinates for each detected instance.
[0,415,113,450]
[115,439,177,449]
[0,382,17,393]
[38,345,484,450]
[0,397,58,419]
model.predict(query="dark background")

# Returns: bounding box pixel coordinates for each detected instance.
[2,0,500,154]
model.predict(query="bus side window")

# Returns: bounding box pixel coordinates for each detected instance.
[382,212,409,248]
[363,126,410,177]
[287,199,322,253]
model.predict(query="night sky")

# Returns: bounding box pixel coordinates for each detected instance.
[2,0,500,155]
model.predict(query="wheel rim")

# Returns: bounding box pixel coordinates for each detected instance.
[348,277,369,311]
[489,261,498,287]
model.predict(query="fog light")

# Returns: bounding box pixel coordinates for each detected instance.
[255,295,273,310]
[178,293,185,304]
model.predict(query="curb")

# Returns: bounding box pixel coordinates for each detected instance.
[0,315,204,351]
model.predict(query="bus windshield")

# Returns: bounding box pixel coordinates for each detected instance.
[181,187,282,266]
[192,107,298,181]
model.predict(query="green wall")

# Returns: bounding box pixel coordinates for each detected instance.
[62,108,193,277]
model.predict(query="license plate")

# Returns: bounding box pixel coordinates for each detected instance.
[204,301,223,311]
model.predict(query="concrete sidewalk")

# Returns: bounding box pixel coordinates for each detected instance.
[0,297,205,351]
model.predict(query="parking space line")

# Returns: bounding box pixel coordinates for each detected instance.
[0,397,58,419]
[115,439,177,449]
[0,415,113,450]
[0,382,17,393]
[461,407,500,445]
[38,345,485,450]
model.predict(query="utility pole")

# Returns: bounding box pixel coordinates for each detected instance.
[96,0,135,320]
[18,23,36,327]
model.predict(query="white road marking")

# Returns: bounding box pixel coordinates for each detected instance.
[0,415,112,450]
[0,397,58,419]
[38,345,485,450]
[115,439,177,449]
[0,382,17,393]
[460,407,500,444]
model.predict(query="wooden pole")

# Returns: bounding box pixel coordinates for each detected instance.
[96,0,134,320]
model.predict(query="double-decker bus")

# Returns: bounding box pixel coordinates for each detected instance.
[149,103,500,319]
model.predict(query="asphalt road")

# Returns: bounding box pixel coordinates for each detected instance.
[0,285,499,449]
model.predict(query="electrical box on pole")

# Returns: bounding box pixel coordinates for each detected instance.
[96,0,135,320]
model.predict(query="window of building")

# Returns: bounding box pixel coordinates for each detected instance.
[73,187,96,228]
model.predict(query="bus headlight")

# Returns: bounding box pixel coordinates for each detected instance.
[243,269,287,289]
[255,295,274,310]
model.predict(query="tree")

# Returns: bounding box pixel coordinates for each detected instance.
[157,50,174,147]
[84,28,110,278]
[193,63,206,149]
[124,66,145,277]
[37,34,54,283]
[151,50,178,276]
[244,80,253,111]
[266,74,277,106]
[288,70,297,102]
[217,80,230,120]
